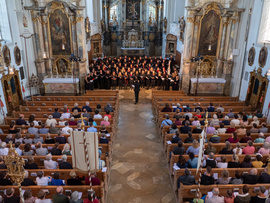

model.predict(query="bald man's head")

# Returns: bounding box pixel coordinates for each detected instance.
[56,186,63,195]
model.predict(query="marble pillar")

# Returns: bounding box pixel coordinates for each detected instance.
[223,60,233,95]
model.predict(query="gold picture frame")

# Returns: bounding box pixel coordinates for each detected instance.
[14,45,21,66]
[2,45,11,67]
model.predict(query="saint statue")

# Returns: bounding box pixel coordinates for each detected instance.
[149,13,153,26]
[178,16,185,41]
[163,17,167,33]
[85,17,91,40]
[101,18,105,33]
[112,11,118,26]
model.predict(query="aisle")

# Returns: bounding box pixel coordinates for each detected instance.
[107,90,176,203]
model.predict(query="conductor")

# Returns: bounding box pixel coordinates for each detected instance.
[133,77,140,104]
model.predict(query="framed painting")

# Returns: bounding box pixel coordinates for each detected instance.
[248,47,255,66]
[49,9,72,56]
[14,45,21,66]
[19,66,25,80]
[126,0,140,20]
[258,46,268,67]
[197,10,221,56]
[2,45,11,67]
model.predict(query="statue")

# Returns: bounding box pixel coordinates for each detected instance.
[112,11,118,26]
[163,17,167,33]
[178,16,185,41]
[85,16,91,40]
[100,18,105,33]
[149,13,153,26]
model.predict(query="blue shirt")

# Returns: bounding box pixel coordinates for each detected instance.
[87,127,97,132]
[51,179,65,186]
[186,146,200,155]
[187,158,199,168]
[173,107,182,112]
[161,119,173,128]
[207,106,215,112]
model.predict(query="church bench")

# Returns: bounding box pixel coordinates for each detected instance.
[0,125,113,133]
[173,168,265,191]
[0,133,112,143]
[166,143,264,162]
[170,154,268,175]
[164,133,270,148]
[0,169,107,191]
[5,117,114,126]
[85,90,119,94]
[154,100,245,107]
[0,185,105,202]
[32,95,118,102]
[152,96,239,103]
[178,184,270,203]
[25,101,116,108]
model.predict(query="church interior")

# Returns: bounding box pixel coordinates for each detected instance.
[0,0,270,202]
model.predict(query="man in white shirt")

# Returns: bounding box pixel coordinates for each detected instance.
[231,115,240,126]
[58,117,66,126]
[61,122,73,135]
[93,110,102,119]
[44,153,58,169]
[62,109,70,119]
[15,142,22,155]
[205,188,224,203]
[0,142,8,156]
[45,115,57,126]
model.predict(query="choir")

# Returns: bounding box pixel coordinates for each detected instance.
[84,55,180,91]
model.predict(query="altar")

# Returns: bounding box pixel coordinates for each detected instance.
[121,29,145,56]
[190,78,226,95]
[42,78,79,94]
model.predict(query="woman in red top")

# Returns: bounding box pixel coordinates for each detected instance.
[226,122,236,133]
[84,191,100,203]
[227,132,239,143]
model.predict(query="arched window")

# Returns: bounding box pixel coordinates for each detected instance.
[0,0,12,43]
[258,0,270,44]
[109,5,118,22]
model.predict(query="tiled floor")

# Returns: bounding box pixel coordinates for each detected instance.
[107,89,176,203]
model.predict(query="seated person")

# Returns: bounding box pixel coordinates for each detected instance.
[87,122,97,132]
[192,123,202,134]
[22,143,34,156]
[16,114,27,125]
[36,171,51,186]
[228,154,240,168]
[100,125,109,134]
[242,140,255,154]
[226,122,236,133]
[104,110,112,119]
[171,131,181,143]
[217,156,228,168]
[227,132,240,143]
[210,114,219,126]
[21,170,36,186]
[4,134,13,144]
[67,171,82,185]
[93,110,102,119]
[174,116,182,126]
[61,122,73,135]
[51,142,62,155]
[3,188,20,203]
[233,142,242,155]
[28,122,38,134]
[62,109,70,119]
[187,152,198,168]
[24,156,39,169]
[34,133,44,144]
[182,115,190,125]
[250,123,259,133]
[55,132,67,144]
[161,103,172,112]
[216,109,223,118]
[72,103,81,112]
[160,115,172,128]
[222,116,231,126]
[88,118,97,126]
[84,191,100,203]
[184,132,194,143]
[14,133,23,144]
[258,142,270,155]
[235,124,247,134]
[9,123,18,134]
[58,116,66,126]
[62,143,72,155]
[104,102,113,112]
[85,172,101,186]
[52,108,61,118]
[36,142,48,156]
[44,153,58,169]
[0,171,12,185]
[229,170,243,184]
[252,154,264,168]
[201,166,215,185]
[259,164,270,183]
[173,103,182,112]
[217,123,226,134]
[38,123,50,134]
[259,123,268,133]
[177,168,195,188]
[51,172,65,186]
[68,117,77,126]
[194,109,202,119]
[219,141,233,154]
[72,110,80,119]
[240,155,252,168]
[174,109,182,119]
[0,142,8,156]
[100,116,110,127]
[191,116,200,126]
[0,156,7,169]
[207,102,215,112]
[96,104,102,113]
[206,122,215,134]
[169,123,179,134]
[209,131,220,143]
[82,101,92,112]
[186,140,199,155]
[172,141,185,155]
[202,152,216,168]
[231,114,240,126]
[234,185,250,203]
[180,121,191,133]
[242,168,259,184]
[254,132,265,143]
[183,104,192,112]
[99,133,109,144]
[226,109,234,118]
[204,142,217,155]
[216,169,230,184]
[240,132,253,143]
[45,133,55,144]
[250,116,260,126]
[176,155,188,168]
[45,115,57,127]
[82,108,91,119]
[250,186,267,202]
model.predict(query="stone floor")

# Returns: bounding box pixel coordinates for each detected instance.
[107,89,176,203]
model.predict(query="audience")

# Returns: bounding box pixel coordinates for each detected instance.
[204,142,217,154]
[85,172,101,186]
[0,156,6,169]
[161,103,172,112]
[61,122,73,135]
[45,115,57,127]
[227,132,240,143]
[83,190,100,203]
[82,101,92,112]
[242,168,259,184]
[254,132,265,143]
[229,170,243,184]
[242,140,255,154]
[45,133,55,144]
[184,132,194,143]
[180,120,191,133]
[176,155,188,168]
[0,142,8,156]
[192,123,202,133]
[259,123,268,133]
[44,153,58,169]
[206,122,216,134]
[59,155,73,169]
[252,154,264,168]
[3,188,20,203]
[62,143,72,155]
[216,169,230,184]
[0,171,12,185]
[28,122,39,134]
[36,171,51,186]
[217,156,228,168]
[224,189,235,203]
[250,123,259,133]
[70,191,83,203]
[201,166,215,185]
[93,110,102,119]
[233,142,242,155]
[226,122,236,133]
[187,152,198,168]
[51,171,65,186]
[209,131,220,143]
[258,142,270,155]
[21,170,36,186]
[23,189,36,203]
[219,141,233,154]
[161,115,172,128]
[67,171,82,185]
[240,155,252,168]
[205,188,224,203]
[177,168,195,188]
[100,116,110,126]
[234,185,250,203]
[240,131,252,143]
[171,131,181,143]
[23,143,34,156]
[16,114,27,125]
[24,156,39,169]
[34,133,44,144]
[202,152,216,168]
[36,189,52,203]
[51,142,62,155]
[228,154,240,168]
[52,186,69,203]
[173,141,185,155]
[36,142,48,155]
[87,122,97,132]
[186,140,199,155]
[104,102,113,112]
[55,132,67,144]
[52,108,61,118]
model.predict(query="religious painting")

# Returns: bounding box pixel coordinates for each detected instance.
[56,58,68,74]
[126,0,140,20]
[198,10,221,56]
[14,45,21,66]
[49,9,71,56]
[258,46,268,67]
[19,67,25,80]
[168,43,174,53]
[248,47,255,66]
[93,43,99,53]
[2,45,11,67]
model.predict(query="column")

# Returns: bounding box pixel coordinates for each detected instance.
[191,15,201,57]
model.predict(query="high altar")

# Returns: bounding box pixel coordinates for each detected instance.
[181,2,244,95]
[25,1,87,94]
[121,29,145,56]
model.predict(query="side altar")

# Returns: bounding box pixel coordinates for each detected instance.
[42,78,79,94]
[190,78,226,95]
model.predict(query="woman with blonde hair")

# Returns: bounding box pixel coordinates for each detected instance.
[186,140,200,155]
[216,169,230,184]
[62,143,72,155]
[67,171,82,185]
[211,114,220,126]
[72,109,80,119]
[100,116,110,126]
[233,142,242,155]
[250,116,260,125]
[226,122,236,133]
[235,124,247,134]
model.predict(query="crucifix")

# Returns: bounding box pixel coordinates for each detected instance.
[128,0,138,29]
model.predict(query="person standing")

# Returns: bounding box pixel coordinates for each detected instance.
[134,77,140,104]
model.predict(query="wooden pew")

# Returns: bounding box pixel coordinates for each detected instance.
[0,185,105,202]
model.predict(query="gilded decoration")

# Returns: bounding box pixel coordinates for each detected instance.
[53,56,72,77]
[149,33,155,41]
[245,67,269,111]
[165,34,177,57]
[111,33,117,41]
[14,44,21,66]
